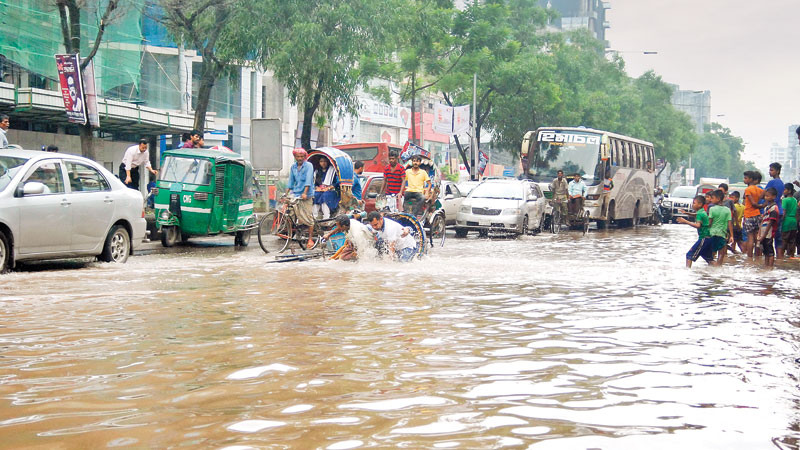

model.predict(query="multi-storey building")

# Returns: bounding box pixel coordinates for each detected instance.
[539,0,611,46]
[670,85,711,135]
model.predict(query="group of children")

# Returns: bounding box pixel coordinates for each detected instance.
[680,164,800,269]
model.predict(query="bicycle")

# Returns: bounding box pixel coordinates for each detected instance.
[257,195,336,254]
[550,197,567,234]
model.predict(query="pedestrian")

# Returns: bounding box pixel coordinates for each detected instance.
[119,138,158,191]
[403,155,431,216]
[366,211,417,262]
[742,170,763,258]
[707,189,733,265]
[0,114,9,148]
[678,195,713,268]
[567,173,587,216]
[379,150,405,212]
[177,132,192,149]
[351,160,364,208]
[764,162,785,251]
[196,136,205,148]
[757,187,780,269]
[730,191,745,253]
[779,183,798,258]
[284,148,316,249]
[549,170,569,221]
[190,129,202,148]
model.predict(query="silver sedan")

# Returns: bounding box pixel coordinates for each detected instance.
[0,149,147,272]
[455,179,547,237]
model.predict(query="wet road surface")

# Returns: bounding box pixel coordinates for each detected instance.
[2,224,800,449]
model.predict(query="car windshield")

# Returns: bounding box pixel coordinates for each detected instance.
[161,156,213,185]
[671,186,696,198]
[458,181,479,195]
[528,130,603,185]
[0,155,30,192]
[469,182,523,200]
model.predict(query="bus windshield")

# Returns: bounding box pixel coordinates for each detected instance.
[529,130,602,185]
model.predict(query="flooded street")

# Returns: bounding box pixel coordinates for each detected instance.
[2,224,800,449]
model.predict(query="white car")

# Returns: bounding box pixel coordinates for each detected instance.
[0,149,147,272]
[439,180,465,225]
[454,179,547,237]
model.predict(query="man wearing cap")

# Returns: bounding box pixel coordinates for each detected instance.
[285,148,316,249]
[119,139,158,190]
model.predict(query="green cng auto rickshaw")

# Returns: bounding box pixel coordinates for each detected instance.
[154,148,257,247]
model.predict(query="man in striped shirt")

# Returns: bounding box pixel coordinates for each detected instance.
[380,150,405,212]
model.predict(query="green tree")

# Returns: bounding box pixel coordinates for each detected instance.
[692,123,755,182]
[157,0,253,132]
[250,0,395,150]
[55,0,123,160]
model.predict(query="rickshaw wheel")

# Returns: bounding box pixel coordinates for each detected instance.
[429,214,446,247]
[235,229,251,247]
[161,226,179,247]
[257,211,278,254]
[278,221,294,253]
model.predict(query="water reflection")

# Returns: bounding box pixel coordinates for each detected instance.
[1,224,800,448]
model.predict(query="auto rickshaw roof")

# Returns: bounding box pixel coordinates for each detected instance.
[163,148,249,166]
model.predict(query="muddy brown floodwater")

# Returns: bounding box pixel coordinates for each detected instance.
[2,224,800,449]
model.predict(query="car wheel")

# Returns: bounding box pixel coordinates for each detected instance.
[454,228,468,238]
[235,229,251,247]
[100,225,130,263]
[536,213,546,233]
[0,231,11,273]
[161,226,179,247]
[521,215,529,236]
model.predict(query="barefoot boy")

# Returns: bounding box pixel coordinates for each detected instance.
[678,195,713,268]
[757,187,779,269]
[708,189,734,265]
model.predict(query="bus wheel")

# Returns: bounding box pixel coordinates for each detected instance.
[633,203,640,228]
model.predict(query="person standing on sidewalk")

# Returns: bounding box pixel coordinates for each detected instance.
[119,139,158,190]
[0,115,9,148]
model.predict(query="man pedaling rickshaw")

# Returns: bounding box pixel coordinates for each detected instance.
[284,147,316,249]
[322,214,374,261]
[568,172,587,217]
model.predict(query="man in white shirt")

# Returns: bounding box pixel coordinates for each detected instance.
[366,211,417,262]
[119,139,158,190]
[0,115,9,148]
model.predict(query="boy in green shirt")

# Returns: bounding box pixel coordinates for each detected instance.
[780,184,798,258]
[678,195,713,268]
[707,189,734,266]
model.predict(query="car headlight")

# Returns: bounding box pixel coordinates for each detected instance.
[159,210,171,220]
[502,208,521,215]
[662,201,672,207]
[459,205,471,213]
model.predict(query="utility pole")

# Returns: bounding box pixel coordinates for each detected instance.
[471,73,477,181]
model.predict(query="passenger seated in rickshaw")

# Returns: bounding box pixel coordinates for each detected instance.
[313,157,339,220]
[323,214,375,261]
[568,172,587,216]
[403,155,431,216]
[366,211,417,262]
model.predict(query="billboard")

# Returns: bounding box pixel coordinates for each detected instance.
[55,54,87,125]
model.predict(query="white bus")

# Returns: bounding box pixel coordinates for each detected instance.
[520,127,656,227]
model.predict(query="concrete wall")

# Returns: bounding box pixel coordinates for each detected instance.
[7,130,136,172]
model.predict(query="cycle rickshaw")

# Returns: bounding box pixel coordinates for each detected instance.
[257,147,356,253]
[550,195,590,235]
[394,142,446,247]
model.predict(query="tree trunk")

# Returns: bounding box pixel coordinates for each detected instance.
[453,135,470,174]
[194,65,216,132]
[300,79,323,150]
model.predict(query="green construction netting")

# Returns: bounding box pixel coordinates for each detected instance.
[0,0,142,99]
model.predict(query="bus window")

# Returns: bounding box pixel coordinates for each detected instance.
[634,144,641,169]
[611,140,619,166]
[621,142,629,167]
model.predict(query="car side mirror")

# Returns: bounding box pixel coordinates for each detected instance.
[367,192,378,199]
[20,181,46,197]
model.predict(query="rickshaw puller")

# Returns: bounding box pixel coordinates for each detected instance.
[285,148,316,249]
[366,211,416,262]
[550,170,569,220]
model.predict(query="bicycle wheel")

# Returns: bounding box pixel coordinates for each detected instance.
[257,211,277,254]
[551,208,562,234]
[278,218,294,253]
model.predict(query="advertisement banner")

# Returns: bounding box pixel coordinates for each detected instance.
[82,59,100,127]
[433,103,470,135]
[55,54,87,125]
[478,150,489,176]
[400,141,432,162]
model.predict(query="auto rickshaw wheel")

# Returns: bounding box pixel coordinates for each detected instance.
[161,226,179,247]
[235,229,251,247]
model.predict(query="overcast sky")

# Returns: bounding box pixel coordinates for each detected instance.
[606,0,799,168]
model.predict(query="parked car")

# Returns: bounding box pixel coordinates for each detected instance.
[664,185,697,223]
[454,179,547,237]
[439,180,465,225]
[0,149,147,273]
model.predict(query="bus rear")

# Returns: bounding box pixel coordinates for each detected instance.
[333,142,404,173]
